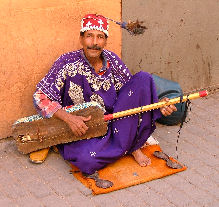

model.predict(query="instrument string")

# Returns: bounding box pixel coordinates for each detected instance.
[174,83,218,159]
[176,95,192,159]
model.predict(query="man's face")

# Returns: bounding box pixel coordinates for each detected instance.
[80,30,107,59]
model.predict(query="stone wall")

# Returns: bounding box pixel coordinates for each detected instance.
[0,0,121,138]
[122,0,219,91]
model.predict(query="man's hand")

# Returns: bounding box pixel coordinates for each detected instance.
[65,114,91,137]
[159,97,177,116]
[54,109,91,137]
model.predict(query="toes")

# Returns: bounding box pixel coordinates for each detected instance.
[147,158,151,165]
[140,159,151,167]
[140,162,147,167]
[132,149,152,167]
[141,158,151,167]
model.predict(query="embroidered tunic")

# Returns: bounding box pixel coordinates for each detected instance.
[34,49,161,174]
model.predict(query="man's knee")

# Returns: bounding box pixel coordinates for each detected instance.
[132,71,152,82]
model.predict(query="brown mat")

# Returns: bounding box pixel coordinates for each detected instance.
[71,145,187,195]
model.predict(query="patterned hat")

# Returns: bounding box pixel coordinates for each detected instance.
[80,14,109,36]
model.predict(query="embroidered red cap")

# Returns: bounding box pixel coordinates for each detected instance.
[80,14,109,36]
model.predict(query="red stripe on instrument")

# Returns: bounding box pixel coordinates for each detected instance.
[104,114,113,121]
[199,90,208,97]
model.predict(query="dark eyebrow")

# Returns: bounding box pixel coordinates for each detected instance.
[86,32,93,36]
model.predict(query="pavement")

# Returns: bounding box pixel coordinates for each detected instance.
[0,91,218,207]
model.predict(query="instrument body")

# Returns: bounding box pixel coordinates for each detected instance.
[13,106,106,154]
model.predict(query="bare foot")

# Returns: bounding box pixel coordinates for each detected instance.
[132,149,151,167]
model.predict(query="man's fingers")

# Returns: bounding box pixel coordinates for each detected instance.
[146,158,151,166]
[76,128,84,136]
[161,97,169,102]
[161,107,172,116]
[164,98,170,102]
[160,98,177,111]
[78,121,89,131]
[160,96,177,116]
[78,126,87,135]
[67,115,90,136]
[76,122,89,135]
[165,106,174,114]
[75,130,82,137]
[160,108,166,116]
[161,109,171,116]
[69,126,81,137]
[169,104,177,111]
[69,123,84,137]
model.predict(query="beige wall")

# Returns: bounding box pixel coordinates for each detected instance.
[122,0,219,91]
[0,0,121,138]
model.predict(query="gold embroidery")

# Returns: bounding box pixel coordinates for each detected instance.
[65,63,78,77]
[68,82,85,104]
[55,78,64,90]
[77,63,114,92]
[55,67,67,91]
[90,93,105,110]
[77,62,86,76]
[114,81,123,91]
[102,79,111,91]
[55,59,125,93]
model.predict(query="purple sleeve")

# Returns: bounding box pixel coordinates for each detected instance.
[35,54,69,105]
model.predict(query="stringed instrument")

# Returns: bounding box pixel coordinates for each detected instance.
[12,90,208,154]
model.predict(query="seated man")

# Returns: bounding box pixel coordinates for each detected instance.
[31,14,176,175]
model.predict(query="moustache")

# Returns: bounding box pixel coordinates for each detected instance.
[87,45,101,50]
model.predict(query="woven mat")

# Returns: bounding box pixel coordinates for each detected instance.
[71,145,187,195]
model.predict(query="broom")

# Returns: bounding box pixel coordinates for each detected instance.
[96,14,147,35]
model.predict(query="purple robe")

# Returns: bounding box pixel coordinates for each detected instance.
[36,49,161,174]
